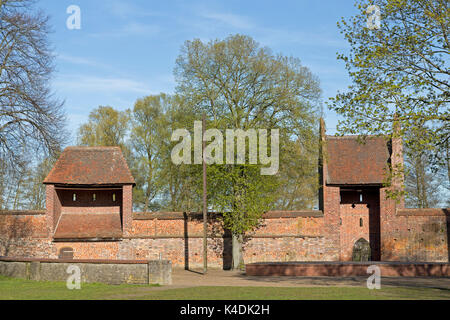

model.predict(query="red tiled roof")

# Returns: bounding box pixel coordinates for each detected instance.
[326,136,390,185]
[44,146,135,185]
[53,213,122,239]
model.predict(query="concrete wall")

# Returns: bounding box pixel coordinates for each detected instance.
[0,257,171,285]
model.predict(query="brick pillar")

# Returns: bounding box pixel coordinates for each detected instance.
[379,187,398,261]
[323,186,341,260]
[318,118,326,211]
[45,184,55,237]
[380,119,405,261]
[122,184,133,237]
[319,118,341,261]
[391,117,405,208]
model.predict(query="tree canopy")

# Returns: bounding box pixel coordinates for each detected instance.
[330,0,449,188]
[175,34,322,268]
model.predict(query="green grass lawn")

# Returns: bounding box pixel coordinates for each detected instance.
[0,276,449,300]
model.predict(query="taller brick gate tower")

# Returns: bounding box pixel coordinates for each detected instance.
[319,119,404,261]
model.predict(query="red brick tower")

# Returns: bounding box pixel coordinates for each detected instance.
[43,146,135,241]
[319,119,404,261]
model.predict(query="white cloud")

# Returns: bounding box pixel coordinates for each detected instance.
[121,23,161,36]
[54,75,155,94]
[199,11,254,29]
[57,54,110,68]
[177,8,347,48]
[107,1,162,19]
[89,22,161,38]
[256,27,347,48]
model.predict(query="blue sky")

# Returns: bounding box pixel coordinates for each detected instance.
[38,0,359,143]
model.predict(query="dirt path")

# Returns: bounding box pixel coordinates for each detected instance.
[171,269,450,289]
[107,269,450,299]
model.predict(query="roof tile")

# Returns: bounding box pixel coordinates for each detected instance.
[326,136,390,185]
[44,146,135,185]
[53,213,122,239]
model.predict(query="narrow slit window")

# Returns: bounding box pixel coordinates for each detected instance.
[112,193,116,202]
[93,193,96,201]
[72,193,76,201]
[360,218,363,227]
[359,193,363,202]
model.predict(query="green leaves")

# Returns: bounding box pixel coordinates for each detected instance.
[77,106,129,150]
[331,0,449,191]
[175,34,322,236]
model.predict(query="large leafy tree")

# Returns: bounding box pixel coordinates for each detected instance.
[76,99,202,213]
[158,95,202,212]
[129,94,170,212]
[175,34,321,268]
[330,0,449,189]
[404,122,448,208]
[77,106,130,150]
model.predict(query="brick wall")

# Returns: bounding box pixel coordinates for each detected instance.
[380,187,399,260]
[382,208,449,262]
[319,119,341,261]
[322,186,341,260]
[0,210,332,268]
[122,185,133,236]
[122,212,329,268]
[339,189,380,261]
[45,185,56,235]
[1,208,448,267]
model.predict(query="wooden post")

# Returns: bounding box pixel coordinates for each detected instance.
[202,114,208,274]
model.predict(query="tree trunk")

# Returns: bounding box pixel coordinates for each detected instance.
[231,234,244,270]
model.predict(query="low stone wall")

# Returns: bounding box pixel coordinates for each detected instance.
[0,257,172,285]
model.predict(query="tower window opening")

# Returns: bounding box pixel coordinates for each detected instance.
[72,193,76,201]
